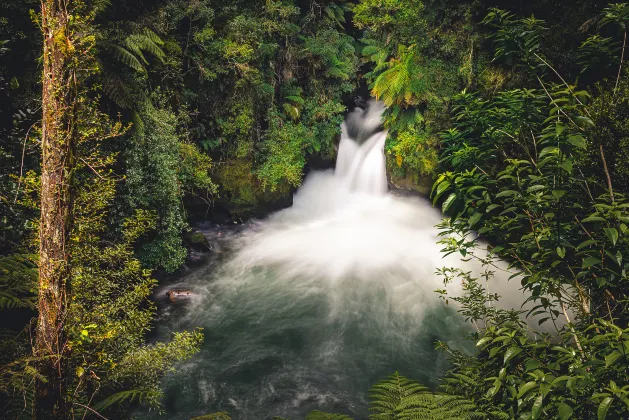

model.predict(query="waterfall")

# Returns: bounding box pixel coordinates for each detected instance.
[143,99,543,420]
[336,100,388,194]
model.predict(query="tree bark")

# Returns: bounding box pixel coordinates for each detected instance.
[35,0,77,418]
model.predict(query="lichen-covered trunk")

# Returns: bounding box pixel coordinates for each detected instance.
[35,1,77,418]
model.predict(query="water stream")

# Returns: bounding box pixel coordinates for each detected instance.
[145,101,520,419]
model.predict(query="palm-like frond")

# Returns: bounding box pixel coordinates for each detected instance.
[362,38,391,81]
[0,255,37,311]
[306,410,354,420]
[369,372,485,420]
[92,388,162,412]
[371,46,420,107]
[101,28,165,74]
[103,42,146,73]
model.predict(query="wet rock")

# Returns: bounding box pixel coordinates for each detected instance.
[184,231,211,252]
[166,289,194,303]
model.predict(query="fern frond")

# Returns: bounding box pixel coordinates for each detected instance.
[0,255,37,311]
[369,372,431,418]
[92,388,162,412]
[101,72,136,109]
[1,380,35,420]
[369,373,486,420]
[104,43,146,73]
[126,31,165,63]
[92,0,111,14]
[0,292,36,310]
[124,35,149,64]
[306,410,354,420]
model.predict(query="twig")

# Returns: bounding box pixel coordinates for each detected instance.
[536,76,581,129]
[534,53,591,117]
[80,158,105,180]
[614,31,627,98]
[13,121,39,204]
[73,403,109,420]
[560,298,585,359]
[599,144,615,202]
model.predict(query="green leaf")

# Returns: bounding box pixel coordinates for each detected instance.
[577,239,597,249]
[582,215,606,223]
[598,397,614,420]
[605,350,622,367]
[559,159,573,174]
[556,247,566,258]
[575,115,595,128]
[532,393,544,419]
[504,346,522,365]
[517,381,538,398]
[432,181,451,202]
[525,359,541,372]
[552,190,566,200]
[604,228,619,246]
[468,212,482,227]
[442,193,457,212]
[496,190,517,198]
[557,403,573,420]
[477,337,492,347]
[567,135,587,149]
[582,256,602,268]
[527,185,546,193]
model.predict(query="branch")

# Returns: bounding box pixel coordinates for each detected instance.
[614,31,627,98]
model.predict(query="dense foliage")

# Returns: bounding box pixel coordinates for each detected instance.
[2,0,629,419]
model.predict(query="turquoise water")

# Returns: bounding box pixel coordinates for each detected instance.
[146,215,473,419]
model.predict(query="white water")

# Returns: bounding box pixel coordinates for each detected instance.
[151,100,538,420]
[216,100,524,320]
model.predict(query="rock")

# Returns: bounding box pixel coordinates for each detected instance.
[388,172,433,197]
[166,289,194,303]
[184,231,211,252]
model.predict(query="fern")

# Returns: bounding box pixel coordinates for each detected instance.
[92,388,162,412]
[100,28,165,75]
[371,46,423,107]
[1,379,34,420]
[0,255,37,311]
[104,43,147,73]
[306,411,354,420]
[369,372,485,420]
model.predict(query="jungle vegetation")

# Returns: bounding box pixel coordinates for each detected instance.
[1,0,629,419]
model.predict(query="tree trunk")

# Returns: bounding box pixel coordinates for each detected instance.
[35,1,77,417]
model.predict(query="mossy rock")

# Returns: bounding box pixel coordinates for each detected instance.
[388,172,433,197]
[183,231,210,251]
[212,159,293,219]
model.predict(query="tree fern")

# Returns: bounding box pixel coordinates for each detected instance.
[0,255,37,310]
[306,411,354,420]
[100,28,165,75]
[1,378,34,420]
[100,71,137,109]
[104,43,147,73]
[371,46,423,107]
[323,3,348,29]
[362,38,392,82]
[369,372,485,420]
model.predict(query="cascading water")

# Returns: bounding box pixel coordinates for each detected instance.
[144,101,527,419]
